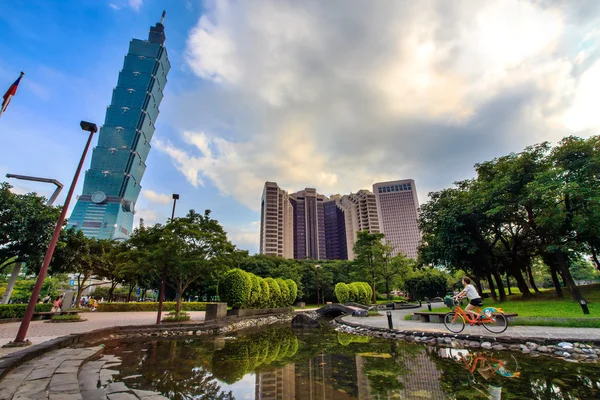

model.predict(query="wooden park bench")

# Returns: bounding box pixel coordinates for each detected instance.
[32,310,80,320]
[412,312,518,323]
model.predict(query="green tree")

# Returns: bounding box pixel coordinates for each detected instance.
[353,230,386,304]
[0,182,61,273]
[379,250,415,299]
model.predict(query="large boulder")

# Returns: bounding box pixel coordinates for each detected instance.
[292,313,321,329]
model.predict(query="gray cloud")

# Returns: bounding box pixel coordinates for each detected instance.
[157,0,600,219]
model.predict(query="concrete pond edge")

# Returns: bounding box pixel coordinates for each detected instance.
[333,315,600,362]
[0,311,295,382]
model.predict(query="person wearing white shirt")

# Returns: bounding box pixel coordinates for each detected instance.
[456,277,483,318]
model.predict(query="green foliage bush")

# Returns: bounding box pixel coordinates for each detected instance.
[259,279,271,308]
[0,303,52,319]
[264,278,281,307]
[404,269,449,300]
[275,278,290,307]
[347,283,359,302]
[285,279,298,305]
[217,269,299,309]
[218,268,252,308]
[97,302,208,312]
[334,282,350,303]
[247,273,263,308]
[357,282,373,304]
[162,311,191,322]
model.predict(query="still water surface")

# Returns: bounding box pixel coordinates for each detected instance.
[101,324,600,399]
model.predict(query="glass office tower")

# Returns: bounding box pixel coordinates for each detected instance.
[68,12,170,240]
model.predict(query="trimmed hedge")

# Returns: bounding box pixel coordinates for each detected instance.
[285,279,297,306]
[336,281,372,305]
[0,303,52,319]
[217,270,298,309]
[97,302,209,312]
[218,268,252,308]
[334,282,350,303]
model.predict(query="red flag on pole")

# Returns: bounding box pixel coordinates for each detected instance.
[0,72,25,118]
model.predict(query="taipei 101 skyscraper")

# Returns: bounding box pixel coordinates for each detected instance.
[68,12,170,240]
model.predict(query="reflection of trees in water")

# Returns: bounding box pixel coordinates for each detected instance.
[111,339,234,400]
[211,326,299,383]
[429,347,600,400]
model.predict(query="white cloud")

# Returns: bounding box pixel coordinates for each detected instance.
[109,3,121,10]
[222,221,260,253]
[141,189,172,205]
[128,0,143,12]
[159,0,600,210]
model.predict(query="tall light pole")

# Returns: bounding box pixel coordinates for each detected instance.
[2,175,63,304]
[8,121,97,346]
[156,193,179,324]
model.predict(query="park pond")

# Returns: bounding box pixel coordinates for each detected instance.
[98,323,600,400]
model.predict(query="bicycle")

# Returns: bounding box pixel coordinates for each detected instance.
[443,297,508,334]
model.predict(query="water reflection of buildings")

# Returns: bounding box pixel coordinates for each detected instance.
[254,350,444,400]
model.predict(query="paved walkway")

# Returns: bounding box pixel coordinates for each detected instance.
[0,346,168,399]
[343,305,600,340]
[0,312,206,358]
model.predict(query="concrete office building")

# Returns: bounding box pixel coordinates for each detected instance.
[69,13,170,239]
[260,182,294,258]
[289,188,327,260]
[373,179,421,259]
[259,182,382,261]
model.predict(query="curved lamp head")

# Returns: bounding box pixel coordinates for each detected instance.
[80,121,98,133]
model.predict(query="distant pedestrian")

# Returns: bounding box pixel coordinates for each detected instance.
[51,296,62,313]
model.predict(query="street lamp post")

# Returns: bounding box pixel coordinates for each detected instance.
[156,193,179,324]
[2,175,64,305]
[8,121,97,346]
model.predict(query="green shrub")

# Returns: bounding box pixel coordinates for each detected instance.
[259,279,271,308]
[347,283,359,302]
[285,279,298,305]
[275,278,290,307]
[97,302,208,312]
[264,278,281,308]
[162,311,191,322]
[356,282,373,305]
[50,314,81,322]
[247,274,263,308]
[334,282,350,303]
[0,303,52,319]
[218,268,252,308]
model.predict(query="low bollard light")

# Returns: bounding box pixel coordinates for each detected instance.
[427,301,432,312]
[580,300,590,315]
[386,311,394,329]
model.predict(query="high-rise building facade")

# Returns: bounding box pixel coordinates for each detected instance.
[290,188,327,260]
[373,179,421,259]
[258,182,382,260]
[68,13,170,240]
[260,182,294,258]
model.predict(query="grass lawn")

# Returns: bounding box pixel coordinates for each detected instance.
[413,284,600,328]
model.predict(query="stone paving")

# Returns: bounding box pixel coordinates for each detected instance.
[0,346,168,400]
[343,305,600,340]
[0,312,206,358]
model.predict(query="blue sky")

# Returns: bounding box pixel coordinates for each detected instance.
[1,0,599,254]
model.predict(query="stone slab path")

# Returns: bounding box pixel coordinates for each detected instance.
[343,305,600,341]
[0,345,169,400]
[0,312,206,358]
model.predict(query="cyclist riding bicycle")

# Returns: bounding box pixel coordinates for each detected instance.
[455,277,482,319]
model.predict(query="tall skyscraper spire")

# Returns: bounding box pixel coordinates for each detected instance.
[68,15,170,240]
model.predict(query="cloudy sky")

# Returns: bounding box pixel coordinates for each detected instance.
[1,0,599,253]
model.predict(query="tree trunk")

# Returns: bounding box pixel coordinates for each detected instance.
[176,286,184,315]
[386,279,390,300]
[75,273,90,308]
[371,269,377,304]
[506,273,512,295]
[108,281,118,302]
[526,263,541,293]
[473,277,484,296]
[127,282,135,302]
[492,270,506,302]
[486,273,497,302]
[549,264,563,298]
[511,267,532,298]
[555,250,585,302]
